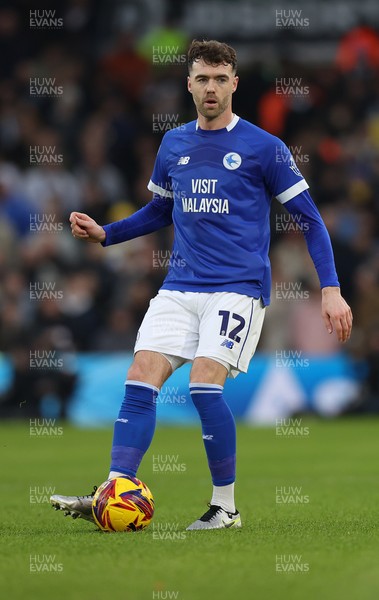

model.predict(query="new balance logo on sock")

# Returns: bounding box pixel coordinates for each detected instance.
[202,434,214,440]
[116,418,129,423]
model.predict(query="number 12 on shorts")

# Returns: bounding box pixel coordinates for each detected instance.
[218,310,245,343]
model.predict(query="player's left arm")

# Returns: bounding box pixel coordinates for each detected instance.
[284,190,352,343]
[262,138,352,343]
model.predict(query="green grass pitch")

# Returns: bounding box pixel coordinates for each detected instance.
[1,418,378,600]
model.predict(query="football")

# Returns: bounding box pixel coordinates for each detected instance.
[92,476,155,532]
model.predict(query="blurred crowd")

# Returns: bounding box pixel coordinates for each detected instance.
[0,1,378,415]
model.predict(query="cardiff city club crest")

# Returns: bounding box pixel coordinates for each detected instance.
[223,152,242,170]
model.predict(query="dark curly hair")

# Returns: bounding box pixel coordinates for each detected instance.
[188,39,237,74]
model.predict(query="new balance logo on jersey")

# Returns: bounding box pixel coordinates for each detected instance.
[221,339,234,349]
[202,435,214,440]
[177,156,190,165]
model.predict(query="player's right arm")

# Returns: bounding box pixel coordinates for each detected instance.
[70,195,173,245]
[70,133,174,246]
[70,212,106,242]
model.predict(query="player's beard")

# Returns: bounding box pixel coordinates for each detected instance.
[196,94,231,120]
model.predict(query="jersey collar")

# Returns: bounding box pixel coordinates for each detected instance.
[196,114,240,132]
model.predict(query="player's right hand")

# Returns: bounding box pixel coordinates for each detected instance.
[69,212,106,244]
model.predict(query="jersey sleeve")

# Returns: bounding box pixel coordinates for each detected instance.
[102,134,175,247]
[284,190,340,289]
[102,195,173,247]
[262,138,309,204]
[147,134,173,199]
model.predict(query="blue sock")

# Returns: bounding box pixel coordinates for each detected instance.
[110,380,158,477]
[189,383,236,486]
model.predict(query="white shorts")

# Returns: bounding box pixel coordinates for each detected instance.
[134,290,266,378]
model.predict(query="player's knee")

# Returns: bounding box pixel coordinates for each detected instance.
[190,357,228,385]
[126,351,171,388]
[127,356,153,382]
[127,361,146,382]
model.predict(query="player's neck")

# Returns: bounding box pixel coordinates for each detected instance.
[197,110,235,131]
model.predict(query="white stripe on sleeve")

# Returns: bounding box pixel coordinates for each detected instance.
[147,180,173,198]
[276,179,309,204]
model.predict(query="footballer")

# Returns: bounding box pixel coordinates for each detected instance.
[51,40,352,530]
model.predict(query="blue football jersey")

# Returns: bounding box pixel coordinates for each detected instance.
[147,115,310,305]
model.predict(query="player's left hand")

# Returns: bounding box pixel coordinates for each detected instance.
[321,286,352,343]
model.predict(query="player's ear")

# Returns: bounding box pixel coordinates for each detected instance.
[232,75,239,93]
[187,76,192,93]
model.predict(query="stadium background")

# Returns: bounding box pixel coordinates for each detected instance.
[1,0,379,424]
